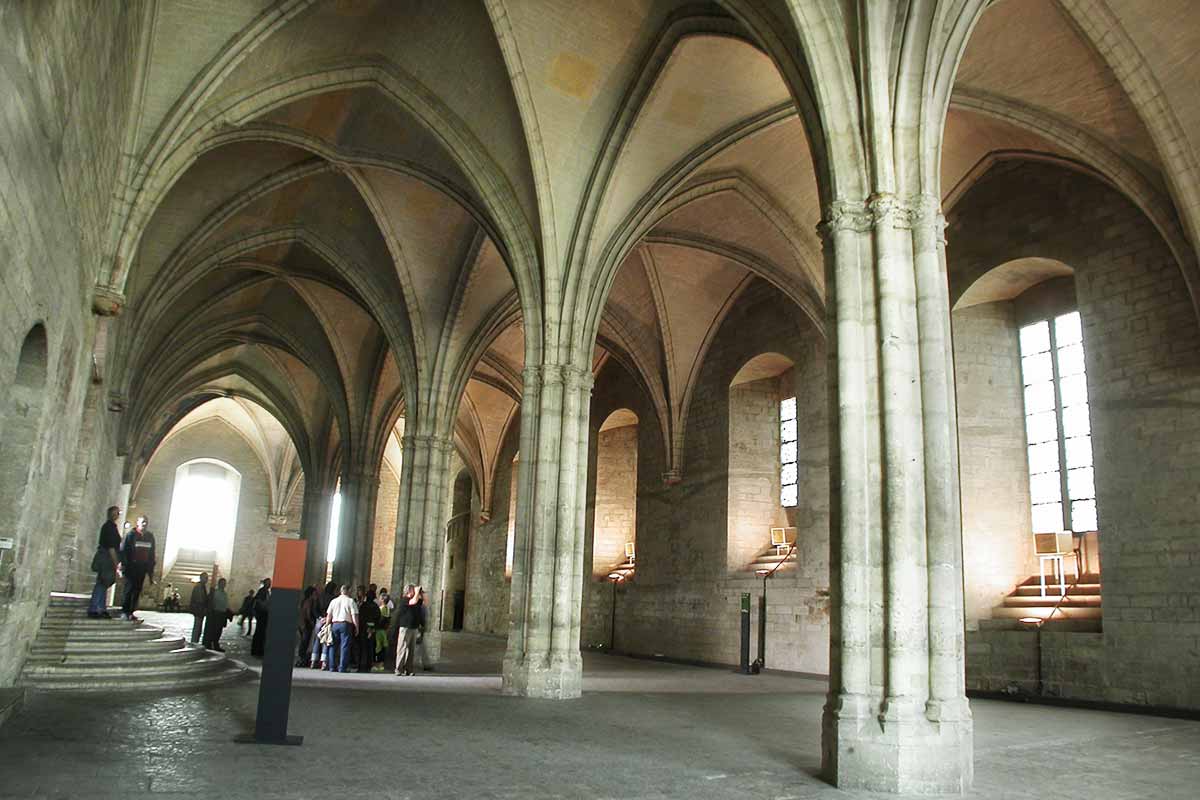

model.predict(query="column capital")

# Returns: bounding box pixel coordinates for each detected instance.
[92,285,126,317]
[818,198,873,242]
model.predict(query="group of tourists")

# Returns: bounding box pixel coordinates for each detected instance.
[87,507,430,676]
[86,506,273,654]
[298,582,430,675]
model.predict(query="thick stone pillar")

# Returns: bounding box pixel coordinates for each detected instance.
[391,432,453,662]
[503,364,592,698]
[301,484,332,588]
[348,469,380,588]
[820,197,972,794]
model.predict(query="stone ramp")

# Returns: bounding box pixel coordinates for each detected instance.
[19,593,247,694]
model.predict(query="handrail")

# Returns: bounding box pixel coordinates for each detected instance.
[1043,574,1081,625]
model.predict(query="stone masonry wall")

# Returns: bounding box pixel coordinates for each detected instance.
[580,281,830,673]
[463,427,518,636]
[129,419,279,602]
[948,161,1200,709]
[370,465,400,589]
[0,2,143,685]
[592,422,638,578]
[953,301,1037,627]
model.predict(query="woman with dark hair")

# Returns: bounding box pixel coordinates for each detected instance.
[296,585,319,666]
[250,578,271,657]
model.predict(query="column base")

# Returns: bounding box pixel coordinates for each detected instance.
[501,651,582,699]
[822,696,973,794]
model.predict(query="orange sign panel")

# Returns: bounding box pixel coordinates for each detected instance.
[272,538,307,590]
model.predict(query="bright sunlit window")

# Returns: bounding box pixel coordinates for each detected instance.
[327,487,342,563]
[1019,311,1097,533]
[780,397,798,507]
[164,459,240,574]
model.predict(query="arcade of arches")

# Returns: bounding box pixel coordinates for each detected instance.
[3,1,1200,795]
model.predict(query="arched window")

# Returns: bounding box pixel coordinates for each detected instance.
[727,352,796,572]
[1019,310,1097,533]
[505,454,518,579]
[163,458,241,579]
[593,409,638,580]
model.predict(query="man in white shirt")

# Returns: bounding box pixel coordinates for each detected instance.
[324,584,358,673]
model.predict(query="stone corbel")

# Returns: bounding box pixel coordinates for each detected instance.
[661,469,682,486]
[107,392,127,413]
[92,285,126,317]
[267,514,288,528]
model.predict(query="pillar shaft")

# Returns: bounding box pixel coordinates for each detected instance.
[503,362,592,698]
[301,486,331,588]
[821,196,972,794]
[391,432,453,662]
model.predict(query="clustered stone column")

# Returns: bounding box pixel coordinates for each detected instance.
[300,482,332,588]
[503,363,592,698]
[391,431,454,661]
[819,195,972,794]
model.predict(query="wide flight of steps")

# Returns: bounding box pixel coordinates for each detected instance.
[745,546,798,575]
[979,572,1102,632]
[160,551,218,594]
[19,593,247,693]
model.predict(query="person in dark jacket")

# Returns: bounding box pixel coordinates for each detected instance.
[203,577,230,651]
[236,590,254,636]
[87,506,122,618]
[188,573,210,643]
[119,516,156,621]
[389,585,421,676]
[250,578,271,657]
[357,588,381,672]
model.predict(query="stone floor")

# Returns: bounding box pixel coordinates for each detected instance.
[2,622,1198,799]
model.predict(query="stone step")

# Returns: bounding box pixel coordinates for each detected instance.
[30,635,185,657]
[1002,595,1102,607]
[1013,584,1101,597]
[24,645,205,671]
[976,617,1103,633]
[22,651,232,680]
[20,664,247,694]
[991,605,1102,620]
[35,626,167,644]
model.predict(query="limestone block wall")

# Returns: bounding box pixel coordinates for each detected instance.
[592,422,638,578]
[128,419,280,601]
[0,3,143,686]
[953,301,1037,626]
[966,629,1106,700]
[464,431,518,635]
[948,161,1200,709]
[370,465,400,589]
[578,282,830,674]
[727,376,789,572]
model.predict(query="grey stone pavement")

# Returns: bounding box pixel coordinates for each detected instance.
[2,617,1198,799]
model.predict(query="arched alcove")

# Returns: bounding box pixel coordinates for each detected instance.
[0,324,49,593]
[444,469,473,630]
[727,352,796,572]
[593,409,639,580]
[162,458,242,580]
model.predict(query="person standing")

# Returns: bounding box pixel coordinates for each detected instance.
[390,585,420,676]
[356,586,381,673]
[188,573,210,643]
[203,577,230,651]
[236,590,254,636]
[296,586,320,666]
[375,588,393,666]
[119,516,156,621]
[250,578,271,657]
[324,584,358,673]
[87,506,122,619]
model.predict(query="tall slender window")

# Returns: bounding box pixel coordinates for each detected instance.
[780,396,798,507]
[1019,311,1097,533]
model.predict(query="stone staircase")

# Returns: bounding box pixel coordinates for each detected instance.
[19,593,246,693]
[745,546,798,575]
[161,551,217,590]
[980,572,1102,632]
